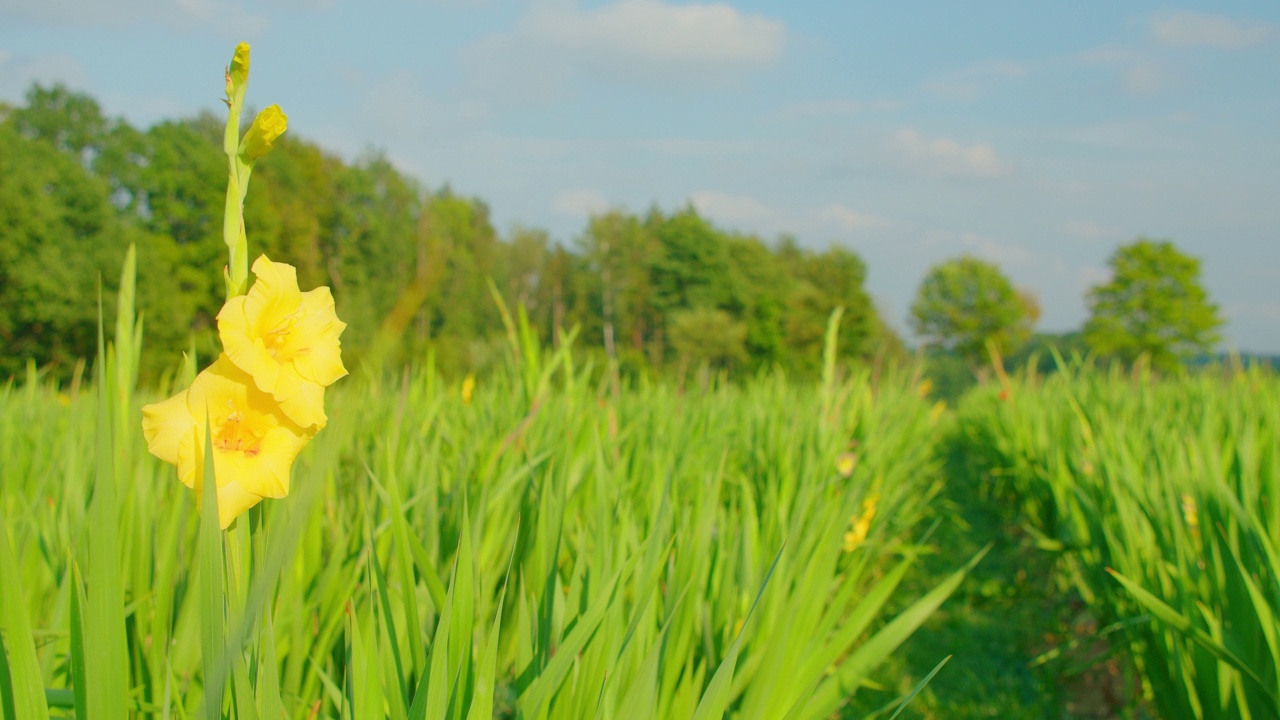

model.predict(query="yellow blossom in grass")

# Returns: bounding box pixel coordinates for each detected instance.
[842,492,880,553]
[461,373,476,405]
[1180,493,1199,528]
[917,378,933,398]
[218,255,347,429]
[239,105,288,163]
[142,356,315,529]
[929,400,947,425]
[836,451,857,478]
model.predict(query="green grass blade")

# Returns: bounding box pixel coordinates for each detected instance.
[198,418,226,720]
[690,543,787,720]
[806,544,990,719]
[88,294,128,720]
[68,559,88,718]
[1108,568,1278,704]
[0,510,49,720]
[517,547,647,717]
[465,521,519,720]
[447,511,474,716]
[885,655,951,720]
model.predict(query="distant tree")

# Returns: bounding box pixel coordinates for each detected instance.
[910,256,1033,370]
[668,308,747,369]
[1084,239,1222,372]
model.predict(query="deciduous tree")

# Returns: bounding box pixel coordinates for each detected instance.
[1084,239,1221,372]
[910,256,1033,369]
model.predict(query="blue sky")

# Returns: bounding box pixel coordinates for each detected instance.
[3,0,1278,352]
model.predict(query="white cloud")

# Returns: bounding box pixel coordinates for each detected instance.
[1226,301,1280,320]
[958,232,1034,266]
[887,128,1015,179]
[1121,63,1169,94]
[1077,264,1110,290]
[1062,220,1118,243]
[689,190,774,226]
[922,61,1027,102]
[1150,10,1272,49]
[464,0,786,95]
[551,187,611,218]
[1,0,268,33]
[775,98,898,120]
[690,191,886,240]
[817,203,886,233]
[644,137,756,156]
[0,52,89,102]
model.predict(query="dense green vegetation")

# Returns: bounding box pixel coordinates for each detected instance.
[0,274,980,717]
[0,84,902,384]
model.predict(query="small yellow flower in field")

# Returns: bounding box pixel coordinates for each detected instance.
[929,400,947,424]
[142,356,315,529]
[1180,493,1199,528]
[836,451,857,478]
[461,373,475,405]
[218,255,347,429]
[239,105,288,162]
[842,492,879,553]
[917,378,933,398]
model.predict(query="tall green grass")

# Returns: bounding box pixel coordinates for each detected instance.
[958,359,1280,719]
[0,274,975,717]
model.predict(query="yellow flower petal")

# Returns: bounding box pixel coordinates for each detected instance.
[141,391,191,466]
[289,288,348,386]
[141,355,315,529]
[239,105,288,163]
[217,255,346,429]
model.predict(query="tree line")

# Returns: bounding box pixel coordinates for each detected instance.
[2,84,1226,385]
[0,84,905,382]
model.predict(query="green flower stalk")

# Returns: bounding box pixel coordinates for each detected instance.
[221,42,288,299]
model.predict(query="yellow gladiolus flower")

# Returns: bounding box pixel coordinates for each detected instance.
[842,492,879,553]
[239,104,288,162]
[228,42,250,88]
[142,356,315,529]
[218,255,347,429]
[835,451,857,478]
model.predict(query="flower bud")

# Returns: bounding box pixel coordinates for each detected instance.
[228,42,250,91]
[239,105,288,162]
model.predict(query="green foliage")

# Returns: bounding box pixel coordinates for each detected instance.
[910,256,1033,369]
[1,325,972,717]
[1,84,899,383]
[959,362,1280,719]
[668,307,747,368]
[1084,238,1222,373]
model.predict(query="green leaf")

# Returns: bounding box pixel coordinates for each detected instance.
[690,543,786,720]
[198,417,227,720]
[68,559,88,718]
[0,510,49,720]
[88,292,128,720]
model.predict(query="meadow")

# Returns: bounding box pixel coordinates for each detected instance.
[3,263,1278,718]
[0,275,981,718]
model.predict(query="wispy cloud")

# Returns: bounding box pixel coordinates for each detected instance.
[1,0,269,34]
[464,0,786,97]
[774,98,898,120]
[689,190,886,240]
[0,51,89,101]
[922,61,1027,102]
[1150,10,1272,49]
[551,187,611,218]
[886,128,1015,179]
